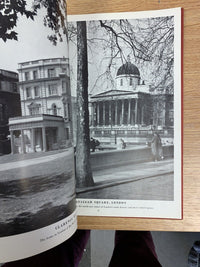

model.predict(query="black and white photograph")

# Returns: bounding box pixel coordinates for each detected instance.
[68,8,182,218]
[0,0,77,261]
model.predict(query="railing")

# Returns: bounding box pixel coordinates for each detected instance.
[9,113,63,122]
[91,127,174,138]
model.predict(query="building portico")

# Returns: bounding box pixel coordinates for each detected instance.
[90,90,152,127]
[9,114,68,154]
[89,59,174,145]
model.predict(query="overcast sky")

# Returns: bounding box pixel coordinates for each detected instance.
[0,8,68,73]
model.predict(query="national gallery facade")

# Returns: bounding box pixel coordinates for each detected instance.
[89,60,174,143]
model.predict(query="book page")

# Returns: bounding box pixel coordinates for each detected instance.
[68,8,182,219]
[0,0,77,263]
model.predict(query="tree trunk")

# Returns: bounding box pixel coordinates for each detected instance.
[76,21,94,188]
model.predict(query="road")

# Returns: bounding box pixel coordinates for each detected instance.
[77,158,174,201]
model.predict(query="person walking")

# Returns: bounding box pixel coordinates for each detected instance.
[151,132,162,161]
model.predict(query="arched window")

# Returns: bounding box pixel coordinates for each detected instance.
[52,104,57,116]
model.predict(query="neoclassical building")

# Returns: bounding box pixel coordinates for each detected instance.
[0,69,20,155]
[9,58,72,154]
[89,60,173,143]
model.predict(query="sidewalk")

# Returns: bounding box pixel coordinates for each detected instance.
[76,158,173,194]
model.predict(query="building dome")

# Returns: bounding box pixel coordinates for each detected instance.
[117,62,140,77]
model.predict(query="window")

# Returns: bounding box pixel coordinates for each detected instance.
[130,78,133,86]
[169,110,174,122]
[34,86,40,98]
[26,87,32,98]
[66,128,69,140]
[24,72,30,81]
[33,70,38,80]
[29,103,41,115]
[169,102,173,109]
[12,83,18,92]
[120,79,123,86]
[29,107,40,115]
[52,104,57,116]
[68,103,71,121]
[0,104,3,121]
[48,68,56,78]
[48,84,58,96]
[62,81,67,93]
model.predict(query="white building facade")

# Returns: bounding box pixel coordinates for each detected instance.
[89,60,174,144]
[9,58,72,154]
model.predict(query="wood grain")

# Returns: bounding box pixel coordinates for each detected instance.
[67,0,200,231]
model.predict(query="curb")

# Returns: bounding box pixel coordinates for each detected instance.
[76,171,173,195]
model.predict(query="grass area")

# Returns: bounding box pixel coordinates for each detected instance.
[0,148,76,237]
[0,149,74,182]
[0,171,73,197]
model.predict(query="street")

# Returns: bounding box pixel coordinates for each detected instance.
[77,158,174,201]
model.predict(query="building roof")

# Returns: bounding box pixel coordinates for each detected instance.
[0,69,18,81]
[117,62,140,77]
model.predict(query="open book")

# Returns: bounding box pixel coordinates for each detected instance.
[0,1,182,262]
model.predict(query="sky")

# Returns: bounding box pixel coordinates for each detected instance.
[0,7,68,73]
[68,15,175,96]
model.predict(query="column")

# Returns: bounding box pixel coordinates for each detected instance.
[115,101,118,125]
[21,129,26,154]
[91,103,96,126]
[94,102,97,126]
[31,128,36,152]
[127,99,131,125]
[97,102,100,126]
[121,99,124,125]
[103,102,106,126]
[135,99,138,125]
[91,103,94,126]
[10,130,15,154]
[109,101,112,125]
[42,127,47,152]
[141,105,144,125]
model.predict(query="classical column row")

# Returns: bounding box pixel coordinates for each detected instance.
[10,127,47,154]
[91,98,139,126]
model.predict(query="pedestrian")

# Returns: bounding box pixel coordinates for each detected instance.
[120,138,126,149]
[151,132,162,161]
[90,137,96,152]
[95,138,100,148]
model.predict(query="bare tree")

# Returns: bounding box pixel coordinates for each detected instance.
[97,17,174,92]
[68,15,174,187]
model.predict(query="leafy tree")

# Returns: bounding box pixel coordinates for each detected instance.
[33,0,67,45]
[0,0,67,44]
[0,0,36,41]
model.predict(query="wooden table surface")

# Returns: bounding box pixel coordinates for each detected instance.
[67,0,200,232]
